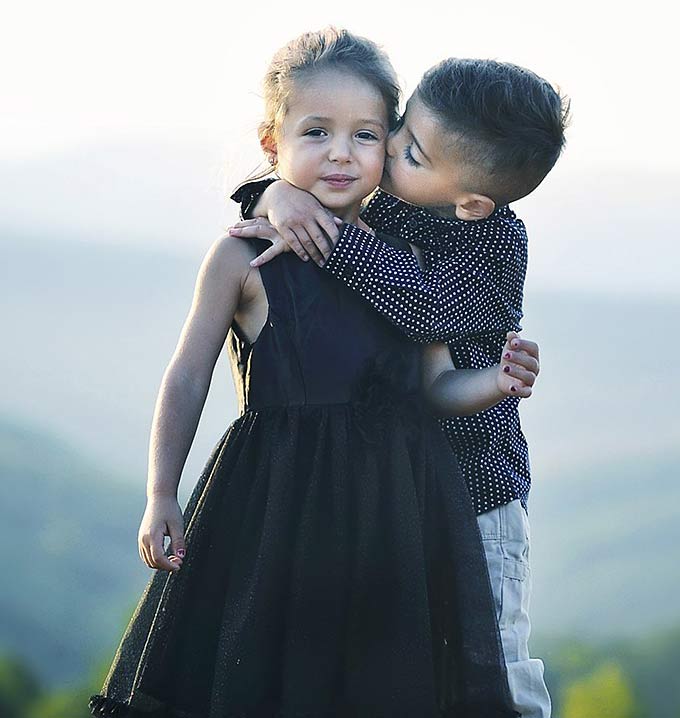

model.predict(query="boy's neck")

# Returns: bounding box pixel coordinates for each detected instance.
[429,205,459,220]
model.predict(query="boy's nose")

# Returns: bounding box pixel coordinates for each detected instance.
[385,132,397,159]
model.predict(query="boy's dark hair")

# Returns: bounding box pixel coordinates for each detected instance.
[416,58,570,206]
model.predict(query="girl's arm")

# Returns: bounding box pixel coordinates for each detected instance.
[138,235,257,573]
[421,336,539,417]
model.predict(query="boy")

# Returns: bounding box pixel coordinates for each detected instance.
[229,57,569,718]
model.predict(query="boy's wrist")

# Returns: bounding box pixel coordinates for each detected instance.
[322,223,383,288]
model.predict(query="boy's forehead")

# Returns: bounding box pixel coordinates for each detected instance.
[403,94,458,166]
[404,95,441,140]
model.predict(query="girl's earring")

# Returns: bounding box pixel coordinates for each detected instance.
[269,155,277,166]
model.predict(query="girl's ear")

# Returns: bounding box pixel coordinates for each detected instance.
[454,193,495,221]
[260,135,278,166]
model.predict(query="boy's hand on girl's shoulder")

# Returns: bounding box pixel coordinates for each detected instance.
[229,180,342,267]
[496,331,540,399]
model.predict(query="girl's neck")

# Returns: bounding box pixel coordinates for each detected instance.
[334,207,375,236]
[355,216,375,235]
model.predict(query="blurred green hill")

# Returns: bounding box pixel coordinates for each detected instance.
[0,417,150,687]
[529,450,680,639]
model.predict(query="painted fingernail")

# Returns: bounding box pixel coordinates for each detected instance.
[504,352,512,359]
[177,549,185,557]
[503,366,511,373]
[512,339,520,347]
[510,386,517,392]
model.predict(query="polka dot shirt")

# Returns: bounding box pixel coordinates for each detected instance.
[231,182,531,516]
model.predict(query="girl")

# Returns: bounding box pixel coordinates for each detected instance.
[89,28,533,718]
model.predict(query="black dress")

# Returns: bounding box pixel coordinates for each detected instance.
[89,234,519,718]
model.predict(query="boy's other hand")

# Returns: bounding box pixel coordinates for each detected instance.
[496,331,540,399]
[231,180,341,266]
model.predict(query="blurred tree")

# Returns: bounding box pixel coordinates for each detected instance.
[27,688,93,718]
[562,662,641,718]
[0,653,43,718]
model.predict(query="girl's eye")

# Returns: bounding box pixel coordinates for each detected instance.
[356,131,379,141]
[403,144,420,167]
[304,128,327,137]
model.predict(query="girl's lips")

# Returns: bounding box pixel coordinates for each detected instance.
[321,175,357,188]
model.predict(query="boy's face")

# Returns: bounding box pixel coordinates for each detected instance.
[380,93,470,217]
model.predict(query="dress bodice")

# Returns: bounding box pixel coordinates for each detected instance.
[228,234,421,414]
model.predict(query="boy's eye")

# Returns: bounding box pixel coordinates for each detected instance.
[304,128,327,137]
[356,131,379,141]
[403,144,420,167]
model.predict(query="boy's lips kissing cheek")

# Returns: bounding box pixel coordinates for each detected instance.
[380,161,394,190]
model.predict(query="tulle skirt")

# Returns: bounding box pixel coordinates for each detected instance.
[89,405,518,718]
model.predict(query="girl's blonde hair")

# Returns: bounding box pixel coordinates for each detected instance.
[249,27,400,180]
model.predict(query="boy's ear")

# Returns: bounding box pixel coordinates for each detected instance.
[260,135,278,165]
[455,194,495,221]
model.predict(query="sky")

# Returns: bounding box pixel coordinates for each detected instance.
[2,0,679,294]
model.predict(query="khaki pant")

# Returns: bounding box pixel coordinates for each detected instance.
[477,499,552,718]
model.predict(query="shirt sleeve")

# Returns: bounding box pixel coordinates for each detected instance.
[323,222,526,344]
[361,190,465,252]
[360,191,424,237]
[229,177,278,220]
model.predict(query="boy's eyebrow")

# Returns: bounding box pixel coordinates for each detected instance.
[401,100,432,164]
[407,126,432,164]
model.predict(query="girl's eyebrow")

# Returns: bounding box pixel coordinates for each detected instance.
[298,115,385,128]
[299,115,332,123]
[357,119,386,128]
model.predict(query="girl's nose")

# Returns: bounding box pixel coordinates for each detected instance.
[328,137,352,163]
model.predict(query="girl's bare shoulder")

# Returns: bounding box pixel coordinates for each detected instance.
[187,234,260,310]
[206,233,258,274]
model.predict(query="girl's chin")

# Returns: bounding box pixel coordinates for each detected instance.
[315,199,362,220]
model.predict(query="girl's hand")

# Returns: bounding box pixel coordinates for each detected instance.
[138,495,186,573]
[228,218,291,268]
[496,331,540,399]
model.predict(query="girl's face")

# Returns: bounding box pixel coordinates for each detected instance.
[267,70,389,223]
